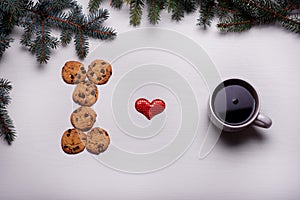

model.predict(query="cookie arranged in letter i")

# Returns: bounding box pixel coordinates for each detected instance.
[86,127,110,155]
[72,80,98,106]
[62,61,86,84]
[61,128,87,154]
[87,60,112,85]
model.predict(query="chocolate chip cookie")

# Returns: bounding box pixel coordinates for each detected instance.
[62,61,86,84]
[87,60,112,85]
[86,127,110,155]
[71,106,97,131]
[72,80,98,106]
[61,128,87,154]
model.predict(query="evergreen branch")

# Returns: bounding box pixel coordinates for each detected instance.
[83,8,110,27]
[168,0,185,21]
[41,19,45,63]
[183,0,198,13]
[0,79,12,91]
[245,0,300,25]
[0,78,15,145]
[281,14,300,33]
[218,16,253,32]
[111,0,123,9]
[88,0,103,13]
[74,29,88,59]
[86,26,116,39]
[20,16,37,47]
[197,0,216,28]
[0,34,13,58]
[0,0,16,13]
[28,25,59,63]
[231,0,300,32]
[47,15,81,28]
[60,28,73,45]
[130,0,145,26]
[147,0,162,24]
[0,106,16,145]
[0,88,11,106]
[17,1,116,63]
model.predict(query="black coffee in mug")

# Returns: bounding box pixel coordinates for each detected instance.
[212,80,256,126]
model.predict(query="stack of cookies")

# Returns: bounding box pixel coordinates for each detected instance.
[61,60,112,155]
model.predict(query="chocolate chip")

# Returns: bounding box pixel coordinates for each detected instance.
[102,75,106,78]
[74,146,80,150]
[104,132,109,136]
[82,70,86,74]
[85,100,88,104]
[80,67,84,70]
[97,77,101,81]
[100,69,105,73]
[93,63,96,67]
[84,113,88,118]
[90,72,95,76]
[76,118,78,122]
[82,94,85,98]
[67,134,70,137]
[91,91,95,95]
[63,145,68,149]
[101,62,106,65]
[77,75,81,79]
[74,110,78,113]
[68,129,71,133]
[70,75,74,79]
[110,71,112,75]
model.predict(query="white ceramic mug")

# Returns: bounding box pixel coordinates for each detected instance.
[208,78,272,132]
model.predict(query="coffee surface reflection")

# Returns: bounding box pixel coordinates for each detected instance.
[212,85,256,126]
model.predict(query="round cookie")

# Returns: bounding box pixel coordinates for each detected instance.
[87,60,112,85]
[62,61,86,84]
[71,106,97,131]
[72,80,98,106]
[61,128,86,154]
[86,127,110,155]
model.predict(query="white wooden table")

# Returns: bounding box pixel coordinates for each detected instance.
[0,1,299,199]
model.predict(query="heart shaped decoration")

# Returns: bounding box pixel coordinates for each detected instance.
[135,98,166,120]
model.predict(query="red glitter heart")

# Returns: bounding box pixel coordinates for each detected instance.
[135,98,166,120]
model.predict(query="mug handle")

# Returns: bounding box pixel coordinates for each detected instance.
[254,113,272,129]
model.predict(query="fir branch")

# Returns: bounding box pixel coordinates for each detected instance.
[0,78,15,145]
[168,0,185,21]
[147,0,162,24]
[83,8,110,27]
[0,88,10,107]
[19,0,116,64]
[0,107,16,145]
[111,0,123,9]
[0,79,12,91]
[74,29,88,59]
[130,0,145,26]
[183,0,198,13]
[0,34,13,58]
[0,79,12,107]
[103,0,300,34]
[88,0,103,13]
[218,15,253,32]
[231,0,300,32]
[197,0,216,28]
